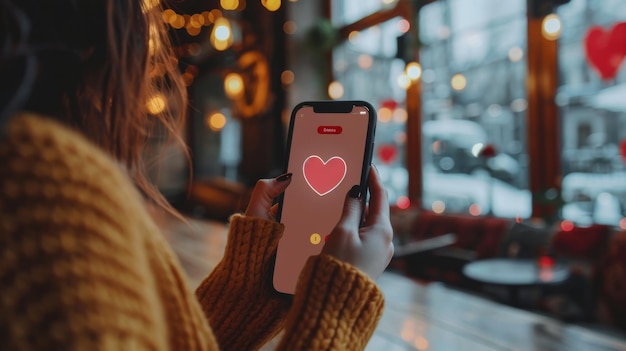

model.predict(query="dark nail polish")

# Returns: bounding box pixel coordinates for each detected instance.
[348,185,361,199]
[275,173,293,182]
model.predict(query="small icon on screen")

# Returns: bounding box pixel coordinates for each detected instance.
[359,111,367,115]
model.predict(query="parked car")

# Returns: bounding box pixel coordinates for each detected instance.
[422,119,521,186]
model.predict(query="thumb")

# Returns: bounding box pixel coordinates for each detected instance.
[245,173,292,219]
[335,185,364,231]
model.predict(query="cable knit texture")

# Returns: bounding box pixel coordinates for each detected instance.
[0,113,384,351]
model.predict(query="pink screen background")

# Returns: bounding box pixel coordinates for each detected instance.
[274,105,370,294]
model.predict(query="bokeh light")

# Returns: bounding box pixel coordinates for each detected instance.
[146,94,166,114]
[328,81,344,99]
[451,73,467,91]
[224,72,244,98]
[542,14,562,40]
[207,112,227,131]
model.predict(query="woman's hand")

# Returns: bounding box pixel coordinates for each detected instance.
[322,165,394,280]
[244,173,292,221]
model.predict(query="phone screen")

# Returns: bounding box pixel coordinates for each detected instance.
[273,103,374,294]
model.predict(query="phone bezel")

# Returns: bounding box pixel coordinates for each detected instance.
[273,100,377,296]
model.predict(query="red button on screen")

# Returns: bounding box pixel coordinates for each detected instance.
[318,126,343,134]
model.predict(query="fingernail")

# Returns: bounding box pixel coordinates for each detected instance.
[348,185,361,199]
[275,173,293,182]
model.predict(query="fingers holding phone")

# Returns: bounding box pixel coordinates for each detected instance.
[322,166,394,280]
[245,173,293,221]
[273,101,377,294]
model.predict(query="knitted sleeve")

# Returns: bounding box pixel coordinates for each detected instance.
[276,254,384,351]
[195,214,291,350]
[0,115,171,350]
[196,215,384,351]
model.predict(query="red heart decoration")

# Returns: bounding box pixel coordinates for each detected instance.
[479,144,497,158]
[378,144,398,164]
[302,155,347,196]
[584,22,626,81]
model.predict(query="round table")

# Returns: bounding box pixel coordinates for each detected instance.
[463,258,570,306]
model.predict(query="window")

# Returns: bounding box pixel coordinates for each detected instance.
[557,0,626,227]
[419,0,531,218]
[332,2,412,206]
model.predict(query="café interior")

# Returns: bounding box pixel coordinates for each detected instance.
[148,0,626,349]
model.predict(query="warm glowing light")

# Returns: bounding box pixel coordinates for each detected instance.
[620,218,626,230]
[393,108,408,123]
[211,17,233,51]
[451,73,467,91]
[348,31,359,42]
[398,19,411,33]
[210,9,223,19]
[162,9,176,23]
[382,0,397,5]
[171,15,185,29]
[560,220,575,232]
[281,70,294,85]
[190,14,204,28]
[378,107,393,123]
[357,54,373,70]
[186,24,201,36]
[414,336,429,351]
[542,14,562,40]
[328,81,344,99]
[214,22,230,40]
[469,204,482,216]
[224,72,244,98]
[262,0,281,11]
[406,62,422,81]
[396,196,411,210]
[201,11,213,24]
[400,320,415,342]
[220,0,240,10]
[397,73,411,90]
[207,112,227,131]
[146,94,166,114]
[283,21,297,34]
[432,200,445,214]
[508,46,524,62]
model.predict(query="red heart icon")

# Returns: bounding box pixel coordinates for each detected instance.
[303,155,347,196]
[584,22,626,81]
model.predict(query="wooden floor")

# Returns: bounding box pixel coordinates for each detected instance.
[153,212,626,351]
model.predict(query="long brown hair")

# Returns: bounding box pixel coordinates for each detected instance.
[1,0,188,212]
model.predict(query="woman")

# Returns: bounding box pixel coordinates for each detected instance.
[0,1,394,350]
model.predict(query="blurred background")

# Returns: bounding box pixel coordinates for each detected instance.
[147,0,626,228]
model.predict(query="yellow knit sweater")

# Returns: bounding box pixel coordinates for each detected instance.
[0,113,384,351]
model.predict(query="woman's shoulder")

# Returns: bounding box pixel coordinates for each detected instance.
[0,112,145,217]
[1,112,123,173]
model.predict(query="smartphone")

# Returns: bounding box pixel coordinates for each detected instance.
[273,100,377,295]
